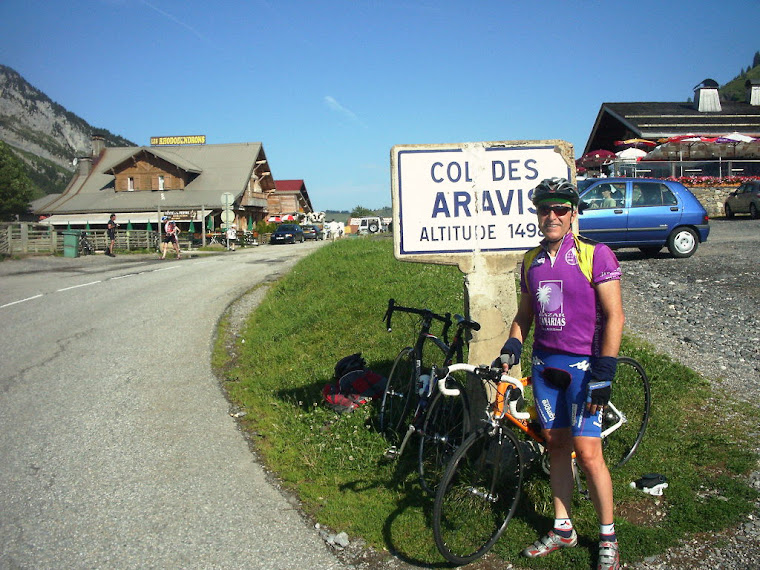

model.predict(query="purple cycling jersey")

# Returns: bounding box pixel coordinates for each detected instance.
[520,232,621,356]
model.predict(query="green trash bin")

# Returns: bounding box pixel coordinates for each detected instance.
[63,230,81,258]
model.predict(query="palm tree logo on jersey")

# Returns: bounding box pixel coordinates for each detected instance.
[537,284,553,312]
[536,280,565,330]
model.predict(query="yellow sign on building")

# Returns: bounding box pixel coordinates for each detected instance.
[150,135,206,146]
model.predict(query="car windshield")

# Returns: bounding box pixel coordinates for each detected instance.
[278,224,297,231]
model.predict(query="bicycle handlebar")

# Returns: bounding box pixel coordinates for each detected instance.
[384,298,452,334]
[435,363,531,420]
[453,314,481,332]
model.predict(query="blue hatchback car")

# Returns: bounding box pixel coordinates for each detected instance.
[577,178,710,258]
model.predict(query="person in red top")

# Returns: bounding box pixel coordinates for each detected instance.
[160,217,181,260]
[498,178,624,570]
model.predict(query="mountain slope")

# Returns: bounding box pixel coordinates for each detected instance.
[0,64,135,199]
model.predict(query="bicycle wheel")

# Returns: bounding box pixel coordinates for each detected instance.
[379,347,416,442]
[602,356,651,469]
[433,426,524,565]
[418,376,470,494]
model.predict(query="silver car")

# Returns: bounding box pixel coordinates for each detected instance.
[724,181,760,219]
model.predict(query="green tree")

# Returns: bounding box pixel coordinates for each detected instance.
[350,206,375,217]
[0,142,34,220]
[753,51,760,69]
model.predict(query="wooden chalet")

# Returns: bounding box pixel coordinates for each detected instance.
[268,180,313,221]
[35,136,281,231]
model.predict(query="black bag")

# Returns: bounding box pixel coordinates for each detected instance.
[334,352,366,380]
[322,353,386,414]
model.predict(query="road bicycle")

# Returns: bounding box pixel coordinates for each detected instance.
[242,231,258,246]
[431,357,650,565]
[79,232,94,255]
[379,299,481,493]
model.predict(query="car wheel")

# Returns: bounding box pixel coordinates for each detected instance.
[639,246,661,256]
[750,203,759,219]
[667,227,698,258]
[724,203,734,219]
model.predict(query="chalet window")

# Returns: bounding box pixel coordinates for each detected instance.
[158,175,165,191]
[128,177,135,191]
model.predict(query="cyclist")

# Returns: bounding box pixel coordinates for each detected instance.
[160,217,181,260]
[497,178,624,570]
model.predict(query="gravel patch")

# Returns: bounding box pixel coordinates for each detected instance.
[617,218,760,570]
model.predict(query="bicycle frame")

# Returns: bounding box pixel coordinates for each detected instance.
[438,363,631,494]
[381,300,479,461]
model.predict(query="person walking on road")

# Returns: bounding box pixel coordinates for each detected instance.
[105,213,117,257]
[497,178,625,570]
[226,224,237,251]
[161,217,181,260]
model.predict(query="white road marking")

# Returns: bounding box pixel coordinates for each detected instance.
[0,294,43,309]
[57,280,102,292]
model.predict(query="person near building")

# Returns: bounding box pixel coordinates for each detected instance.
[105,213,117,257]
[226,224,237,251]
[497,178,625,570]
[161,217,181,260]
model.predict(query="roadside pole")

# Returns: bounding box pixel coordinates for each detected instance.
[390,140,575,375]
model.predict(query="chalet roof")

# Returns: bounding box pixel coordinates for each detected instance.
[37,142,267,215]
[100,147,203,174]
[584,100,760,155]
[274,179,305,192]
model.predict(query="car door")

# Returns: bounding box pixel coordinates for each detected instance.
[736,184,751,213]
[577,181,629,246]
[626,181,681,245]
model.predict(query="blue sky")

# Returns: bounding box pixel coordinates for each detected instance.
[1,0,758,211]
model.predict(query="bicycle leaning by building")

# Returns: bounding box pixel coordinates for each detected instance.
[79,231,94,256]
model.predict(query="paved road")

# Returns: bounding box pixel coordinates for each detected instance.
[0,244,350,569]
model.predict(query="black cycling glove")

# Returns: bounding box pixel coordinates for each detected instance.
[497,338,523,367]
[587,356,617,407]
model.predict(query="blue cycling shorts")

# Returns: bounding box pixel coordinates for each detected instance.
[531,349,603,438]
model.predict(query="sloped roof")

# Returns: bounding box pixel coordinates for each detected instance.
[100,147,203,174]
[274,179,305,192]
[38,142,265,214]
[584,100,760,155]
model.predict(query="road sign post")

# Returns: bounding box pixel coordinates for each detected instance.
[391,140,575,367]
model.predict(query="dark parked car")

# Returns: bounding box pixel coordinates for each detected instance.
[577,178,710,258]
[269,223,304,244]
[302,224,324,240]
[724,180,760,219]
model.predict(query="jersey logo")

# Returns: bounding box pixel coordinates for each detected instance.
[536,280,565,331]
[569,359,591,372]
[564,248,578,266]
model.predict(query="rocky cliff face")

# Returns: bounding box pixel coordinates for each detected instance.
[0,64,135,197]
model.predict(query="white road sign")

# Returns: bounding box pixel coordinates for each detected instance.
[221,192,235,209]
[391,141,573,260]
[220,210,235,224]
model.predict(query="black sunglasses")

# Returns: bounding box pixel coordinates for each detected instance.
[537,204,573,216]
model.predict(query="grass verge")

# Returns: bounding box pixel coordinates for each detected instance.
[214,236,758,568]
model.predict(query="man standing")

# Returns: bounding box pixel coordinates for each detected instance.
[106,213,117,257]
[498,178,625,570]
